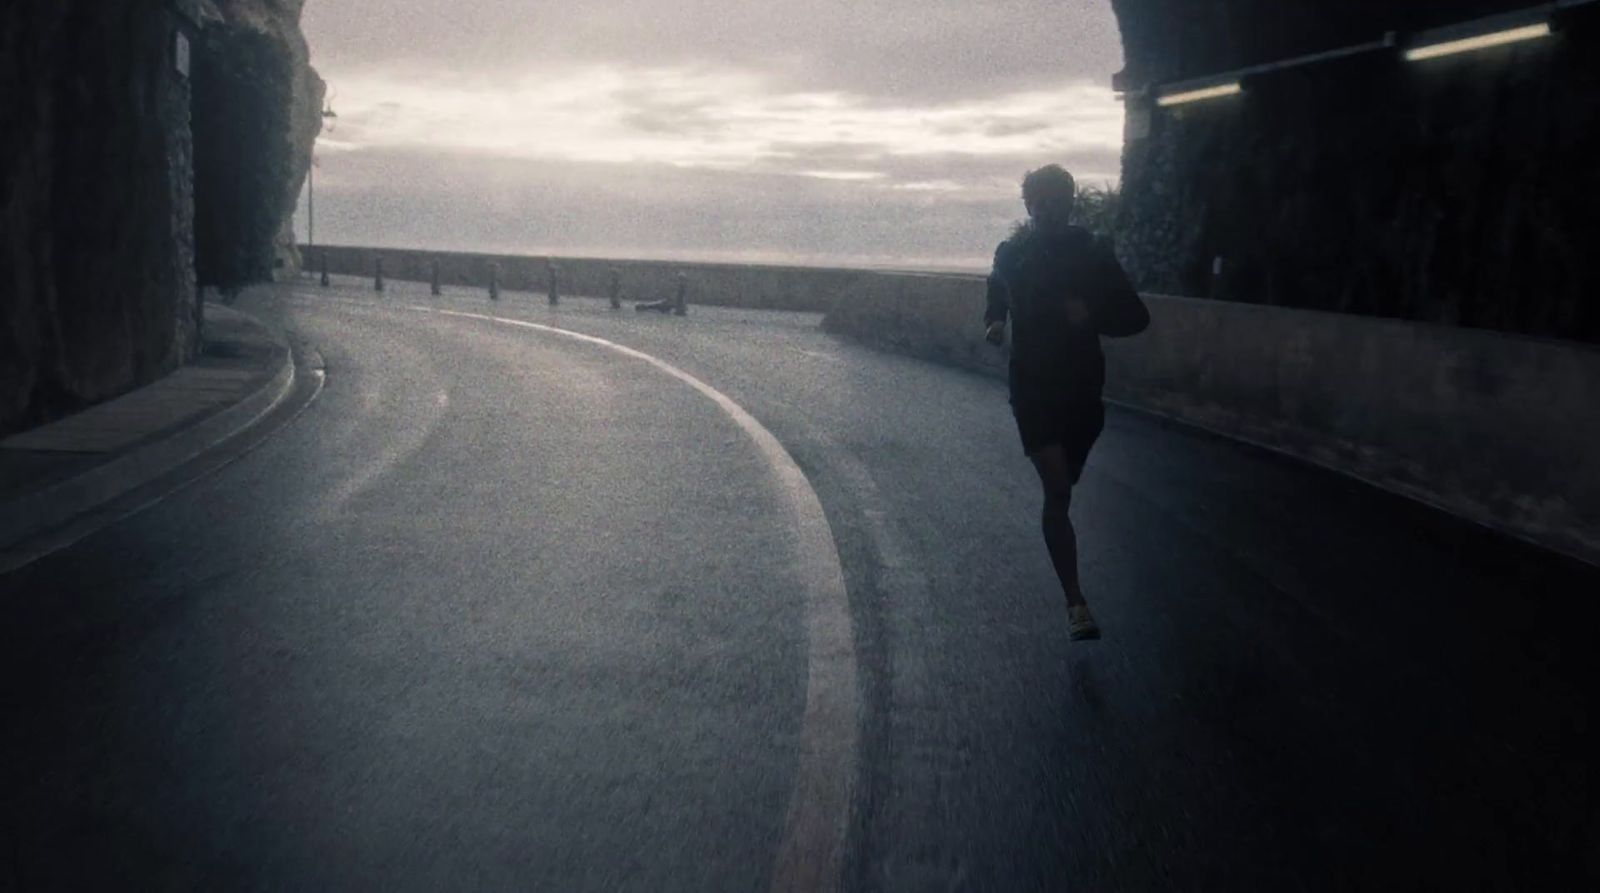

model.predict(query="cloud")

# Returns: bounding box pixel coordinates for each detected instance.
[303,147,1047,270]
[304,0,1124,103]
[323,65,1122,179]
[302,140,1126,272]
[799,170,886,181]
[299,0,1127,266]
[982,118,1052,138]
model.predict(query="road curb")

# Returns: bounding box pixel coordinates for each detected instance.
[0,308,297,554]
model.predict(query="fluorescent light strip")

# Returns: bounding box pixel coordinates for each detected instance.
[1156,82,1243,107]
[1404,22,1552,61]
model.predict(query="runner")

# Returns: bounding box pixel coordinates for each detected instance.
[984,164,1149,640]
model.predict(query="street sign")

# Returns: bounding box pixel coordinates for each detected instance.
[175,31,190,78]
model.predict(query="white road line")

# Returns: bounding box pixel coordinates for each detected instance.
[385,302,861,893]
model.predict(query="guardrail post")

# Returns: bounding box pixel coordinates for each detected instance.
[547,262,560,306]
[374,256,385,293]
[431,258,442,296]
[319,250,330,287]
[489,262,500,301]
[608,267,622,309]
[673,271,688,316]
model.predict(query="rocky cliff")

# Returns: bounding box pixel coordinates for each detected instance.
[197,0,324,286]
[213,0,325,280]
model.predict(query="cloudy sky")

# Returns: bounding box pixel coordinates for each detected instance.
[297,0,1125,270]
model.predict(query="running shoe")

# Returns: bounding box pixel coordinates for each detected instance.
[1067,603,1100,641]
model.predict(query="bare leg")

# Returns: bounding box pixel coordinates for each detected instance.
[1029,445,1087,608]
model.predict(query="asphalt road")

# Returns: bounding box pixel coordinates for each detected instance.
[3,278,1596,891]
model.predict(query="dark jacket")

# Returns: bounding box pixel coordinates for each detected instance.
[985,224,1148,405]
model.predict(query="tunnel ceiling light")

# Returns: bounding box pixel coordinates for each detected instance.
[1155,82,1242,107]
[1404,22,1552,61]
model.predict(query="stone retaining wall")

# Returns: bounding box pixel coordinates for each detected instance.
[826,278,1600,567]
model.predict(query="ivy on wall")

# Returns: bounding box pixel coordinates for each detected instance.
[192,24,296,290]
[1075,185,1123,243]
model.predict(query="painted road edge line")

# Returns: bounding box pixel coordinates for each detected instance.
[410,303,860,893]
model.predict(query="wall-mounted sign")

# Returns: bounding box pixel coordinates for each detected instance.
[175,31,190,78]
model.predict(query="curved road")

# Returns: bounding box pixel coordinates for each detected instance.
[3,278,1596,891]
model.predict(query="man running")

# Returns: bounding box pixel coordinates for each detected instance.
[984,164,1149,640]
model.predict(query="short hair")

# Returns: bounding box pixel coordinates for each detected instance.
[1021,164,1076,207]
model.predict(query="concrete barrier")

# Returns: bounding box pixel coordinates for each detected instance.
[303,244,883,313]
[826,280,1600,567]
[302,244,1598,565]
[821,272,1001,377]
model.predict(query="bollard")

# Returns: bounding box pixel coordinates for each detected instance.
[547,262,560,307]
[431,258,442,296]
[489,262,500,301]
[673,272,688,316]
[608,267,622,310]
[320,250,330,287]
[374,256,385,292]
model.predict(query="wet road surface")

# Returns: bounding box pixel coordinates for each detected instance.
[4,279,1596,891]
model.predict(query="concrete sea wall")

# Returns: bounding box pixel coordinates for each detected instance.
[306,244,891,314]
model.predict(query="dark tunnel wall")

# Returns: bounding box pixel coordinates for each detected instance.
[1111,1,1553,86]
[0,0,321,437]
[0,1,202,437]
[1110,1,1600,342]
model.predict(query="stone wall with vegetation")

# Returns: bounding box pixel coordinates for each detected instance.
[196,0,325,289]
[201,0,325,282]
[1111,1,1600,343]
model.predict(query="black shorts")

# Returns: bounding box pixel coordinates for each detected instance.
[1011,396,1105,477]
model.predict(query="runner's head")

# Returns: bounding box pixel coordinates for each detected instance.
[1021,164,1076,228]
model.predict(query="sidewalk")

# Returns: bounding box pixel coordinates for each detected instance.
[0,303,296,564]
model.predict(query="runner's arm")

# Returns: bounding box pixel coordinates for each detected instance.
[984,241,1013,328]
[1090,243,1149,337]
